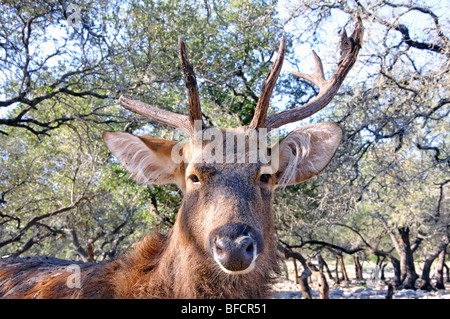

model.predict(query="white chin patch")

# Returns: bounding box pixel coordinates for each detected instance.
[213,244,259,275]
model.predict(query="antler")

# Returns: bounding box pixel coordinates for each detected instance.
[249,35,286,128]
[119,18,363,135]
[178,37,205,130]
[118,38,204,136]
[262,16,364,130]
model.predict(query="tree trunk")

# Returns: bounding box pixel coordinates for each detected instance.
[87,240,95,263]
[68,229,89,262]
[317,271,329,299]
[380,263,387,281]
[307,261,329,299]
[318,254,334,280]
[299,268,312,299]
[281,260,289,280]
[335,257,340,285]
[278,244,312,298]
[444,263,450,283]
[397,227,418,289]
[353,254,364,280]
[420,257,437,291]
[292,257,299,284]
[386,283,394,299]
[339,255,349,281]
[377,256,387,280]
[376,213,416,289]
[420,242,447,291]
[435,246,447,290]
[389,256,402,289]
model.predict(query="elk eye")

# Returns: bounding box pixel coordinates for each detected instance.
[260,174,270,183]
[188,174,200,185]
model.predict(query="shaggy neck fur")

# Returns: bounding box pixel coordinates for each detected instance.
[110,210,280,299]
[0,206,279,299]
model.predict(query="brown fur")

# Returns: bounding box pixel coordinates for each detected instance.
[0,229,278,299]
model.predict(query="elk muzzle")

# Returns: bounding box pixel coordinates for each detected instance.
[207,223,263,274]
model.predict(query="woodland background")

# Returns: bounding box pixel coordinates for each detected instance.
[0,0,448,292]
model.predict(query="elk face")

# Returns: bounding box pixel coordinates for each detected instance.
[182,128,276,274]
[103,123,343,275]
[185,159,270,274]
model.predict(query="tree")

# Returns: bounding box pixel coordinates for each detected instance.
[275,0,449,290]
[0,0,122,136]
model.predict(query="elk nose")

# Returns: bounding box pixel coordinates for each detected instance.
[213,235,256,273]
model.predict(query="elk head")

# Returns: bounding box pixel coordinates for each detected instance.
[103,19,363,276]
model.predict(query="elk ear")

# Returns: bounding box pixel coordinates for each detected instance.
[275,123,343,186]
[103,132,186,188]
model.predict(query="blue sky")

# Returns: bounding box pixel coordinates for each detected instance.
[1,1,448,123]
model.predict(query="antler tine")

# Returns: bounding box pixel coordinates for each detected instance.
[249,35,286,128]
[264,16,364,130]
[178,37,205,131]
[118,38,207,137]
[118,94,192,134]
[291,50,326,88]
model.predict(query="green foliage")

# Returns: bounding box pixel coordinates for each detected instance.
[0,0,287,260]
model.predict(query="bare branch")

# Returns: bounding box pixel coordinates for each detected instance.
[0,197,86,249]
[355,0,449,55]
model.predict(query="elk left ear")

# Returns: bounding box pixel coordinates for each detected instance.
[275,123,343,186]
[102,132,187,189]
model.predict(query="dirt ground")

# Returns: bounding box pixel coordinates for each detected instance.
[270,260,450,299]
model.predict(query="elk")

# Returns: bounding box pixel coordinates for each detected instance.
[0,18,363,299]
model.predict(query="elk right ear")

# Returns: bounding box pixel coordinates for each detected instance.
[275,123,343,186]
[103,132,186,189]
